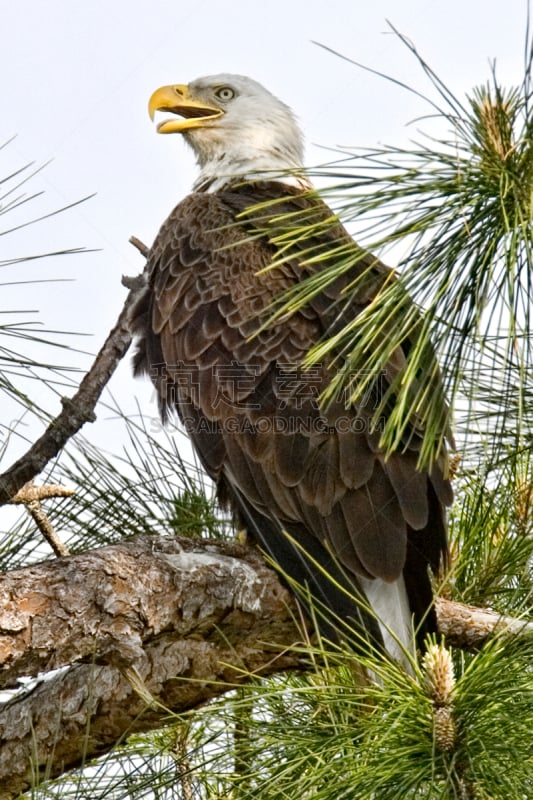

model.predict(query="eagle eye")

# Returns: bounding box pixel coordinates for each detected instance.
[214,86,235,102]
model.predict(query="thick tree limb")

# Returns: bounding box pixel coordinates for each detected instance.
[0,535,301,690]
[0,534,531,797]
[0,535,302,798]
[0,638,302,799]
[0,250,149,506]
[1,536,529,690]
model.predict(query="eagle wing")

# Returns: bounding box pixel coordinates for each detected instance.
[132,183,452,650]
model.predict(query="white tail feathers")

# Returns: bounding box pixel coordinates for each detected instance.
[359,575,414,670]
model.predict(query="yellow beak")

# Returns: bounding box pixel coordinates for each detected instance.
[148,84,223,133]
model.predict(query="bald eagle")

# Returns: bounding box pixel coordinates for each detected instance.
[132,74,453,663]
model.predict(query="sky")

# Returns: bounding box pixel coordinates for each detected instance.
[1,0,530,470]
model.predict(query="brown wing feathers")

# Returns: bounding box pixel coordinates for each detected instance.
[132,182,451,651]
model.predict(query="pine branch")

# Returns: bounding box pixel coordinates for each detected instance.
[435,597,533,648]
[0,535,300,690]
[0,240,150,506]
[0,534,530,797]
[0,534,302,798]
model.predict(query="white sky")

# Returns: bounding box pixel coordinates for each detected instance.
[0,0,530,469]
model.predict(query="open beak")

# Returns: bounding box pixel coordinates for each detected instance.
[148,84,223,133]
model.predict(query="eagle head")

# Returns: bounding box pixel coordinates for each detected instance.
[148,74,306,189]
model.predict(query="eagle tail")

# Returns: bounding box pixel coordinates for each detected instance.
[358,575,415,668]
[233,493,389,656]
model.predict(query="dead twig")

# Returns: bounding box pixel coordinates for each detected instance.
[9,482,75,504]
[25,500,70,557]
[129,235,150,258]
[9,482,75,556]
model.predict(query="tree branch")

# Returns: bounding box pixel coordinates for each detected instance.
[0,535,302,798]
[0,535,301,690]
[435,596,533,648]
[0,243,149,506]
[0,534,531,797]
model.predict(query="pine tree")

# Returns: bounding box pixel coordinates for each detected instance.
[0,28,532,799]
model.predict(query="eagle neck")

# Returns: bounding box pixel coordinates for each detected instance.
[193,172,311,193]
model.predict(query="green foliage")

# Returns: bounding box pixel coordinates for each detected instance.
[41,401,229,556]
[449,451,533,612]
[0,139,94,418]
[168,484,225,540]
[65,635,531,800]
[254,28,533,473]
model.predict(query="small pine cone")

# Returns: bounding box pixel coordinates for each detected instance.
[434,705,456,752]
[423,644,455,706]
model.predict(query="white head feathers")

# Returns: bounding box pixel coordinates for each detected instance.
[149,74,308,191]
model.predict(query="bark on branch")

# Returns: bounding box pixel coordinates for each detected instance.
[0,535,301,690]
[0,534,531,798]
[0,535,303,797]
